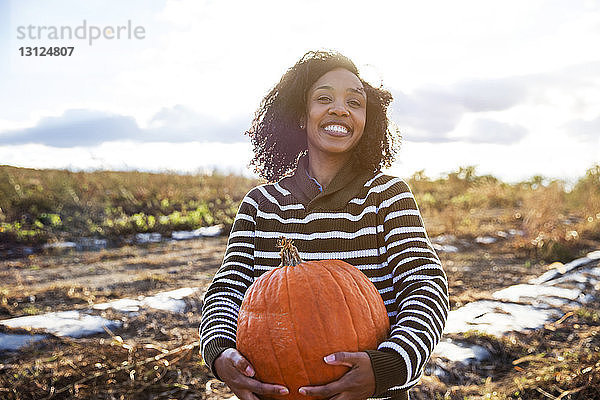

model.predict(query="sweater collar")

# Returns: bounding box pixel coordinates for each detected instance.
[284,153,373,211]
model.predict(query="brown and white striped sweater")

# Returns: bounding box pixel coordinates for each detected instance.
[200,156,449,398]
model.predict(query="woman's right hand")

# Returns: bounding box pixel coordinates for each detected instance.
[214,348,289,400]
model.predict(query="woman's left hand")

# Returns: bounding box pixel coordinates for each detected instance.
[298,351,375,400]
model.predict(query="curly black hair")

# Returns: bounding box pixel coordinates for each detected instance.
[246,50,400,182]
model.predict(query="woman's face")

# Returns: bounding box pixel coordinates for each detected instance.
[305,67,366,159]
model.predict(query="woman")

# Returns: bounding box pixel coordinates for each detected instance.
[200,50,448,400]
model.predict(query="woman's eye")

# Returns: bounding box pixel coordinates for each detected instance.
[318,96,331,102]
[348,100,362,107]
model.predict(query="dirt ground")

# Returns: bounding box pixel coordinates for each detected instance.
[0,237,598,399]
[0,237,545,316]
[0,238,228,317]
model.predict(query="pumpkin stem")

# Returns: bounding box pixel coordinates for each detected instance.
[278,237,304,267]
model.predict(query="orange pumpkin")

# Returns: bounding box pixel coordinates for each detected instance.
[236,238,390,400]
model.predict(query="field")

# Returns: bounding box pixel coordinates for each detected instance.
[0,164,599,399]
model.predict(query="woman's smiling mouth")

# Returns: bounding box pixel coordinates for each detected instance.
[322,122,352,136]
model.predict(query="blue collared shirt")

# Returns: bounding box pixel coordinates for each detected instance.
[306,170,323,192]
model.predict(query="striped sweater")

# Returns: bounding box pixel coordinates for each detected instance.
[200,156,449,398]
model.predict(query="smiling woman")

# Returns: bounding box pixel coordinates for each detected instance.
[199,50,449,400]
[244,50,398,183]
[304,67,367,187]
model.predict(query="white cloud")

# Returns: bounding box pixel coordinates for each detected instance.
[0,110,139,147]
[566,115,600,143]
[147,105,250,143]
[1,0,600,182]
[454,79,527,112]
[388,137,598,185]
[391,61,600,146]
[0,106,251,146]
[392,87,465,139]
[462,119,527,144]
[0,141,256,176]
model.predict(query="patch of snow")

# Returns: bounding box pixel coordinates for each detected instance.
[587,250,600,260]
[563,256,597,270]
[508,229,525,237]
[77,238,108,251]
[141,287,199,313]
[492,284,583,307]
[444,300,558,336]
[432,234,457,244]
[43,241,77,249]
[93,298,142,313]
[433,243,459,253]
[92,288,199,314]
[530,255,598,285]
[0,333,47,351]
[588,267,600,277]
[0,311,121,338]
[155,287,198,299]
[141,297,186,313]
[496,231,509,238]
[172,225,223,240]
[549,266,600,286]
[433,340,491,364]
[475,236,497,244]
[135,233,162,243]
[531,269,563,285]
[198,225,223,237]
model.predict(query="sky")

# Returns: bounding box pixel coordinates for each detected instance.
[1,0,599,184]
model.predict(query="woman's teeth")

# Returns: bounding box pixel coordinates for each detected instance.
[323,124,349,134]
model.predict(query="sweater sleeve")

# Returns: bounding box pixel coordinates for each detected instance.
[199,189,259,379]
[370,178,449,393]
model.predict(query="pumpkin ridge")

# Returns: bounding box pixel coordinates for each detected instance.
[262,272,291,390]
[283,264,312,390]
[343,264,382,342]
[238,298,250,356]
[265,270,295,388]
[321,264,360,351]
[296,262,334,384]
[348,264,390,343]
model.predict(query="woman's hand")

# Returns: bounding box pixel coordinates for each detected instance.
[214,348,289,400]
[299,351,375,400]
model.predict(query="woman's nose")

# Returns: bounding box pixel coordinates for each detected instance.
[328,102,349,117]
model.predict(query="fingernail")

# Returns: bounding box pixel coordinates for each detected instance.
[299,388,307,395]
[324,354,335,363]
[280,388,289,395]
[245,366,254,376]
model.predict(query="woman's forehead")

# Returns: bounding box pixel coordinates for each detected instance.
[311,68,364,92]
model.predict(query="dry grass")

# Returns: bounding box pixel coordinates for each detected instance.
[3,306,598,399]
[410,164,600,262]
[0,166,259,247]
[407,302,600,400]
[0,328,210,399]
[1,164,599,398]
[0,289,226,400]
[1,248,598,399]
[2,163,599,262]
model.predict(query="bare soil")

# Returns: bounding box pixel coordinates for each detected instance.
[0,237,598,399]
[0,237,227,317]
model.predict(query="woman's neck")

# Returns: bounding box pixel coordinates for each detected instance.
[307,152,351,190]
